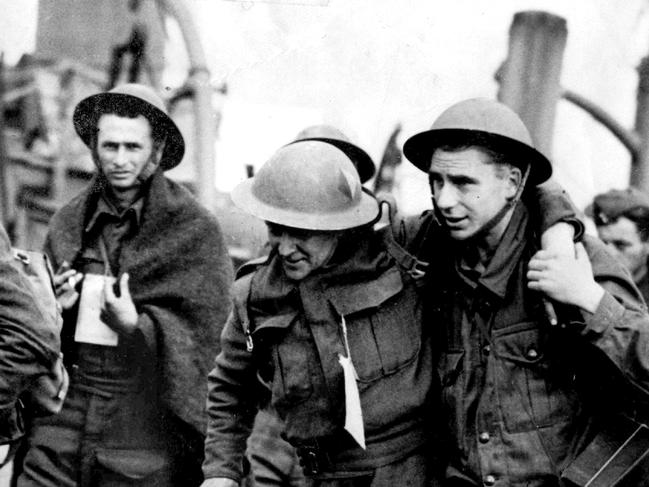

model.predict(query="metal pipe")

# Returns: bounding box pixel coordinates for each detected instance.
[158,0,215,210]
[562,89,640,157]
[498,11,567,157]
[0,53,9,227]
[632,56,649,190]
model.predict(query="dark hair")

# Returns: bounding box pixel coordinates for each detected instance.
[436,131,517,166]
[88,102,167,150]
[427,132,524,188]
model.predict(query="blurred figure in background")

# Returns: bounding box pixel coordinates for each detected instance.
[293,125,376,185]
[589,187,649,303]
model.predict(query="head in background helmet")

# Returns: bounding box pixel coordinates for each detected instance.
[231,140,379,280]
[292,124,376,184]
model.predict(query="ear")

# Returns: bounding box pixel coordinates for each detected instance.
[641,238,649,255]
[504,165,522,200]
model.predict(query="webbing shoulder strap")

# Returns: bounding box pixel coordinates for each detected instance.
[379,217,432,280]
[378,199,442,281]
[231,272,255,352]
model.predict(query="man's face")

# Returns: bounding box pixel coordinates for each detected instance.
[266,222,339,281]
[94,114,160,194]
[597,216,649,278]
[428,147,519,241]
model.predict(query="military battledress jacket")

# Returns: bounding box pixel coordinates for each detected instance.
[428,204,649,487]
[203,230,436,483]
[0,224,61,443]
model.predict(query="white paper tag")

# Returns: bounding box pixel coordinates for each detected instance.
[338,353,366,450]
[74,274,119,346]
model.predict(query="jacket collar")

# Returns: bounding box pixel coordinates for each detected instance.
[456,203,531,300]
[84,193,144,235]
[249,230,403,318]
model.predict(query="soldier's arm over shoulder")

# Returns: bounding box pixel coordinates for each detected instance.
[533,177,584,241]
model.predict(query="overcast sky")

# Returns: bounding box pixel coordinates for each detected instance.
[2,0,649,214]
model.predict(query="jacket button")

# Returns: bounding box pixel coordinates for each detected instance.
[482,344,491,356]
[484,474,496,486]
[526,348,539,359]
[478,432,490,443]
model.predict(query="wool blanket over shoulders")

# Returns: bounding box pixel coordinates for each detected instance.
[44,171,233,433]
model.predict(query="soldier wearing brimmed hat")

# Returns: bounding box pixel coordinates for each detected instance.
[402,98,649,486]
[588,187,649,302]
[202,140,438,487]
[18,84,234,487]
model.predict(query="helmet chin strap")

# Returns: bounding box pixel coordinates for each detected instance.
[136,140,166,183]
[136,158,161,183]
[433,163,531,243]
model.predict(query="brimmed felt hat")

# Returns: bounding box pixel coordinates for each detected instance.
[231,141,379,231]
[73,83,185,170]
[403,98,552,184]
[291,125,376,183]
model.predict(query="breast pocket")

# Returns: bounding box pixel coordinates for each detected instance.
[345,286,422,383]
[493,323,578,433]
[253,313,314,405]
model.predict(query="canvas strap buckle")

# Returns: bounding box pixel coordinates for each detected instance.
[295,440,332,476]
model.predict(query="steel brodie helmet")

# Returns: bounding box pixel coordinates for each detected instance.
[73,83,185,170]
[231,141,379,231]
[292,125,376,183]
[403,98,552,185]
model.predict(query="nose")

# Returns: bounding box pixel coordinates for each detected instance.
[275,233,298,257]
[434,183,457,212]
[113,146,129,167]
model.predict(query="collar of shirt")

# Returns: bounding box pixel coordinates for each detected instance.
[455,203,531,300]
[84,193,144,235]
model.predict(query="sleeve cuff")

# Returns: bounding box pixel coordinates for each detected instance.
[562,217,585,242]
[583,291,625,334]
[534,178,582,235]
[202,466,243,484]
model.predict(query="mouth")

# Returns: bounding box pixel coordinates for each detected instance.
[442,215,467,228]
[109,171,131,178]
[282,257,304,268]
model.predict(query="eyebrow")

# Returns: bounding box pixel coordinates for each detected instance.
[429,172,478,185]
[448,174,478,184]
